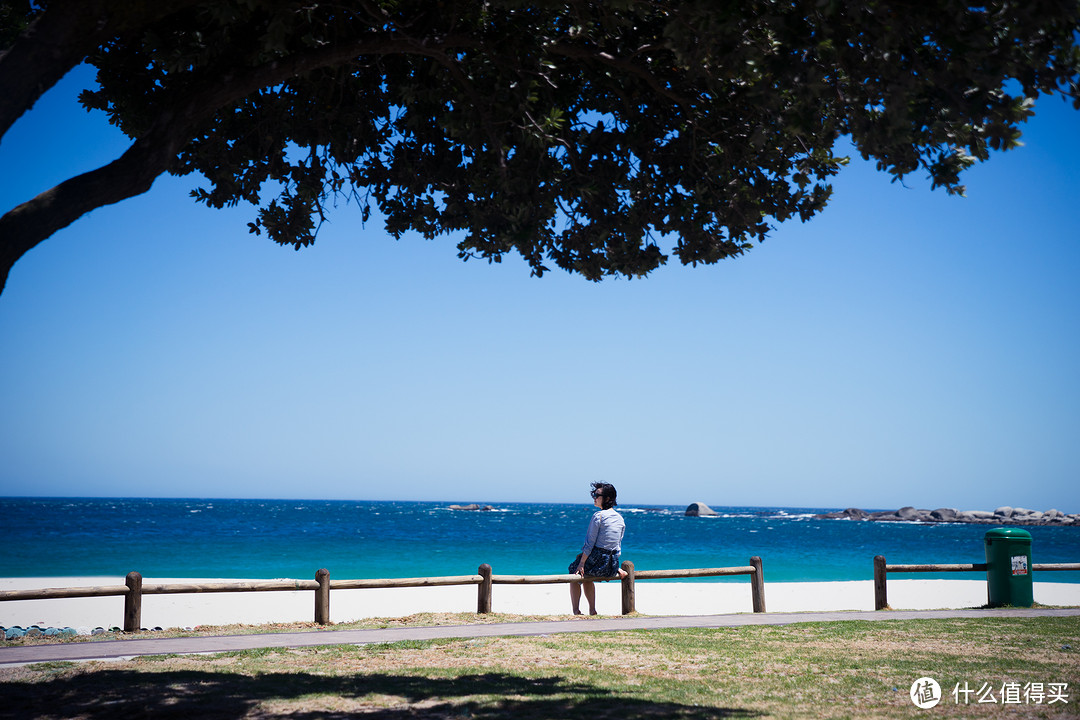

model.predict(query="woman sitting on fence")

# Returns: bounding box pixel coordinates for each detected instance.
[569,482,626,615]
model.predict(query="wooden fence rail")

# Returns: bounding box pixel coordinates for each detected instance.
[873,556,1080,610]
[0,557,766,630]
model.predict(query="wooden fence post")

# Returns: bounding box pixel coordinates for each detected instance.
[315,568,330,624]
[750,556,766,613]
[874,555,888,610]
[620,560,636,615]
[477,564,492,614]
[124,571,142,632]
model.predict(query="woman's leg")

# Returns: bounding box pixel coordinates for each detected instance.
[582,580,597,615]
[570,581,583,614]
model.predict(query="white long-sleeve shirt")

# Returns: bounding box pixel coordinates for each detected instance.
[581,508,625,556]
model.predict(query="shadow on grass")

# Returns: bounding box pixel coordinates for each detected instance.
[0,668,762,719]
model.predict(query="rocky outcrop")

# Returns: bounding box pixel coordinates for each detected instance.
[447,504,495,511]
[815,506,1078,526]
[685,502,719,517]
[930,508,958,522]
[820,508,870,521]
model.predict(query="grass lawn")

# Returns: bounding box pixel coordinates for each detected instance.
[1,615,1077,719]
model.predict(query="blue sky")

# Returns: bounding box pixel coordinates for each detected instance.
[1,66,1078,512]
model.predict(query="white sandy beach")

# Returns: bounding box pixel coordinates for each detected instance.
[2,577,1077,630]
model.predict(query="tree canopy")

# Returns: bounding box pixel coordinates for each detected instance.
[1,0,1078,295]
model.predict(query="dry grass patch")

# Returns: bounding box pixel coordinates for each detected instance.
[0,616,1077,719]
[0,611,578,648]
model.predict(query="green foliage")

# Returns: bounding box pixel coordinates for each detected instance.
[0,1,35,49]
[7,0,1080,281]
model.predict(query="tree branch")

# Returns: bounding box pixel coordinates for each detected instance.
[546,42,692,108]
[0,127,180,294]
[0,30,477,294]
[0,0,205,141]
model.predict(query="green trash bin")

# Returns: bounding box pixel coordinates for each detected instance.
[984,528,1033,608]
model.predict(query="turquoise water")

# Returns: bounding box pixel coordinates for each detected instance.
[2,498,1078,583]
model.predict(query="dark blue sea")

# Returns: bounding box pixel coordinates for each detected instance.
[2,498,1078,583]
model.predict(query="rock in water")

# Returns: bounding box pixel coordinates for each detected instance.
[815,505,1078,525]
[815,508,870,520]
[685,502,719,517]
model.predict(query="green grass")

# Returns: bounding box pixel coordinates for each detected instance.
[1,616,1077,719]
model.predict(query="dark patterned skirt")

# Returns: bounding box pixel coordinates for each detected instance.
[568,547,620,579]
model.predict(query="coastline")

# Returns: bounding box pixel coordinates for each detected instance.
[2,577,1077,630]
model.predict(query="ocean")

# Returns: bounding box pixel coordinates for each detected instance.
[2,498,1078,583]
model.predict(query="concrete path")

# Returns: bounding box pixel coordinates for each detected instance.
[2,607,1077,667]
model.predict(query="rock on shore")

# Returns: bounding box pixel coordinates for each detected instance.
[814,506,1078,526]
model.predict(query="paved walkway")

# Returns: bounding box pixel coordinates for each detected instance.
[2,607,1077,667]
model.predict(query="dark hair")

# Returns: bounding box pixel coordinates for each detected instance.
[590,482,618,510]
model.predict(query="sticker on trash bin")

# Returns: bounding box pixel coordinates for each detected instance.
[1011,555,1028,576]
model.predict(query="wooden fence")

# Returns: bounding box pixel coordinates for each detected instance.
[0,557,766,631]
[872,555,1080,610]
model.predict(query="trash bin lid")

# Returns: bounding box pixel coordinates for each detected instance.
[984,528,1032,541]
